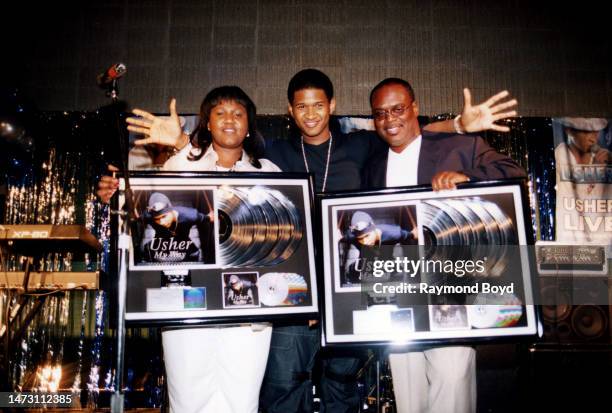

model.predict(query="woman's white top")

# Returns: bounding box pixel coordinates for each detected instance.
[163,143,281,172]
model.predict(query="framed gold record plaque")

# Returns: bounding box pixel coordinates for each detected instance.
[118,172,318,325]
[318,179,538,346]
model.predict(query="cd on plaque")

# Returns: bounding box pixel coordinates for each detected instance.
[258,273,309,306]
[258,273,290,306]
[283,273,308,305]
[467,293,523,328]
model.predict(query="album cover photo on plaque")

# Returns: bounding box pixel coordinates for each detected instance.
[119,173,318,324]
[319,181,537,345]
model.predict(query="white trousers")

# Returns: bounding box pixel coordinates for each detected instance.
[162,325,272,413]
[389,346,476,413]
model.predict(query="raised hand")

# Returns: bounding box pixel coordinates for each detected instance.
[126,98,185,148]
[459,88,517,133]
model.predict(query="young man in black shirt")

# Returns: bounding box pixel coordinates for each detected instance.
[261,70,372,413]
[260,69,519,413]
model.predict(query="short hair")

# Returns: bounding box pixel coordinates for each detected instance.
[287,69,334,103]
[369,78,416,105]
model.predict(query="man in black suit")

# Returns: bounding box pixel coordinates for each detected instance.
[363,78,525,191]
[363,78,526,413]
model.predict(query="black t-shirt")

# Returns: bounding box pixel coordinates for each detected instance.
[264,130,386,192]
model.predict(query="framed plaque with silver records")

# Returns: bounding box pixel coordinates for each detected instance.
[118,172,318,325]
[318,179,538,346]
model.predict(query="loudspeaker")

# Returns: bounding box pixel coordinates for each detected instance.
[539,276,611,344]
[530,277,612,411]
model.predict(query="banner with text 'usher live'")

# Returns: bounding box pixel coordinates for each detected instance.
[553,118,612,249]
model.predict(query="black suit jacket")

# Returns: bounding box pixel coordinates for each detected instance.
[362,130,526,189]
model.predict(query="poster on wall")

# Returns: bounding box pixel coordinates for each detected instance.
[552,118,612,250]
[119,172,318,325]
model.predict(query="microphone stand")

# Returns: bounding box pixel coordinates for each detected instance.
[104,79,136,413]
[107,79,120,101]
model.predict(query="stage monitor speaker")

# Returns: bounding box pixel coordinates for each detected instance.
[538,276,611,345]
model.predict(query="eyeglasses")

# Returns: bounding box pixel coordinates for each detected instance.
[372,104,410,121]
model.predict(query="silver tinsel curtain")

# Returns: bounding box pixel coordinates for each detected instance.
[1,103,164,408]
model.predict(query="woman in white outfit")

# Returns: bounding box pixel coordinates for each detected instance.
[100,86,281,413]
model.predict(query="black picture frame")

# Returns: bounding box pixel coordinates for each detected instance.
[317,179,538,346]
[119,172,319,326]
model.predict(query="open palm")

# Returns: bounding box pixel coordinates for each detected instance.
[126,98,183,147]
[460,88,517,133]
